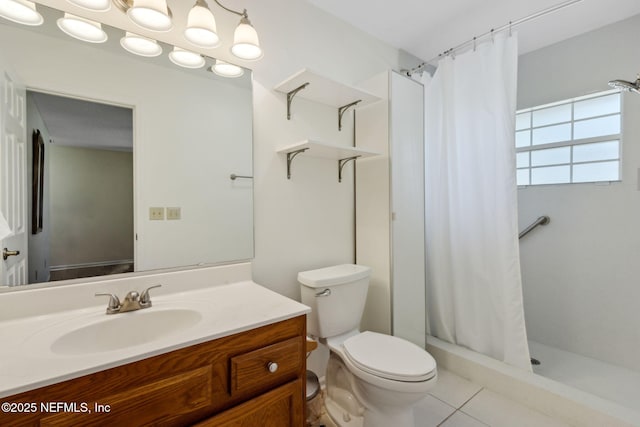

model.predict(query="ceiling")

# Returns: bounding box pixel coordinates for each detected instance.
[307,0,640,65]
[30,92,132,151]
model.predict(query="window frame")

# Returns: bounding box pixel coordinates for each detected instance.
[516,89,623,187]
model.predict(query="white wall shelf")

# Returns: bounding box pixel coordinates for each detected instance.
[274,68,381,129]
[277,140,380,182]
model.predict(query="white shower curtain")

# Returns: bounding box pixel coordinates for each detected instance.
[423,33,532,371]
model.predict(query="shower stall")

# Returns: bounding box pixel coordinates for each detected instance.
[424,12,640,427]
[515,11,640,421]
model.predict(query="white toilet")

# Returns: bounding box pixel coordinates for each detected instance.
[299,264,437,427]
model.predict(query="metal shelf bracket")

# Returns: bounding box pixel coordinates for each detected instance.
[338,100,361,131]
[338,156,360,182]
[286,82,310,120]
[286,148,309,179]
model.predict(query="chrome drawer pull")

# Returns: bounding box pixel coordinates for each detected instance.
[267,362,279,373]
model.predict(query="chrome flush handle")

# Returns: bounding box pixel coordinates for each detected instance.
[315,289,331,297]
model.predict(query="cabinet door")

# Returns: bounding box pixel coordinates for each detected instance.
[195,379,303,427]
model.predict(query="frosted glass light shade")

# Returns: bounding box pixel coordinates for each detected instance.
[66,0,110,12]
[0,0,43,26]
[231,16,262,60]
[168,47,205,69]
[127,0,172,32]
[184,0,219,48]
[120,32,162,57]
[211,60,244,78]
[57,13,107,43]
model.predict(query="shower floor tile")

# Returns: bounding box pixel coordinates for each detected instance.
[529,340,640,410]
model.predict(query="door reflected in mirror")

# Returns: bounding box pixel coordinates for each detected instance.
[27,91,134,283]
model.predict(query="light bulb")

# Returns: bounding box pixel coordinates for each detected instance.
[120,32,162,57]
[211,60,244,78]
[57,13,108,43]
[168,47,205,69]
[184,0,219,48]
[0,0,43,26]
[127,0,172,32]
[231,16,262,60]
[66,0,111,12]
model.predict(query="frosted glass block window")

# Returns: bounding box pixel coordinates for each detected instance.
[532,104,571,127]
[531,166,570,185]
[573,161,619,183]
[574,93,620,120]
[516,130,531,148]
[515,90,621,186]
[574,115,621,139]
[516,112,531,130]
[573,141,619,163]
[532,123,571,145]
[517,169,530,186]
[516,152,529,168]
[531,147,570,166]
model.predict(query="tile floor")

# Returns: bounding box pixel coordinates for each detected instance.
[314,369,571,427]
[415,369,571,427]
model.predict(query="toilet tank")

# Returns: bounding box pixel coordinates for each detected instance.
[298,264,371,338]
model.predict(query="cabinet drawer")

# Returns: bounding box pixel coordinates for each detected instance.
[231,337,302,394]
[40,366,212,426]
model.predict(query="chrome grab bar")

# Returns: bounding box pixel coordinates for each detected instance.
[230,174,253,180]
[519,216,550,239]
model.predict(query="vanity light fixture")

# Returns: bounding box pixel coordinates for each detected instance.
[126,0,172,32]
[211,59,243,78]
[184,0,219,48]
[114,0,263,60]
[120,32,162,57]
[212,0,263,60]
[230,13,262,60]
[186,0,262,59]
[66,0,111,12]
[168,46,205,69]
[0,0,43,26]
[57,13,108,43]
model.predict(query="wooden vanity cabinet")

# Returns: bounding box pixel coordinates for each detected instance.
[0,316,306,427]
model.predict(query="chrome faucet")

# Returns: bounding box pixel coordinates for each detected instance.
[95,285,162,314]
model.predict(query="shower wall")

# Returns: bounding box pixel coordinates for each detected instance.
[517,13,640,372]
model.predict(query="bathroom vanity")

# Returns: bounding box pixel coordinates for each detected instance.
[1,317,305,426]
[0,267,309,426]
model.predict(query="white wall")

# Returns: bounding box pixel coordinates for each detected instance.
[517,14,640,371]
[49,146,133,267]
[248,0,417,301]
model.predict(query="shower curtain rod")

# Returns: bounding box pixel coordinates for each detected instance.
[405,0,583,76]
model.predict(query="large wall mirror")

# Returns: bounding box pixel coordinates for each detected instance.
[0,3,253,290]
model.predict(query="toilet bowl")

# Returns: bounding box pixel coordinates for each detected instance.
[299,264,437,427]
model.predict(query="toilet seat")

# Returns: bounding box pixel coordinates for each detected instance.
[343,331,436,382]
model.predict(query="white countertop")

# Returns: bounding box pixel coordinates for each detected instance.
[0,280,310,398]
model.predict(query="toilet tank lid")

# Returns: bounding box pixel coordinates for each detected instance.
[298,264,371,287]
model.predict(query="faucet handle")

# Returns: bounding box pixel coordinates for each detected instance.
[95,293,121,314]
[140,284,162,306]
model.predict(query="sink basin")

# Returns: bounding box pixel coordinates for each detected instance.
[51,308,202,355]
